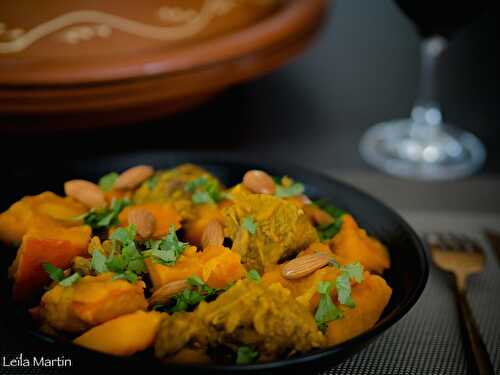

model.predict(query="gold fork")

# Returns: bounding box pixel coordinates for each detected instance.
[425,233,494,375]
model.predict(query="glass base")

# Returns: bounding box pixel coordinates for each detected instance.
[360,119,486,180]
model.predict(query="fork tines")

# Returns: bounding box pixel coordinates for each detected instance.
[423,233,482,254]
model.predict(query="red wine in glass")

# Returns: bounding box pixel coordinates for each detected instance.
[360,1,489,180]
[395,0,488,38]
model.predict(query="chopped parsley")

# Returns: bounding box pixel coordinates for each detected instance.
[90,249,109,274]
[59,273,81,287]
[236,346,260,365]
[88,224,146,283]
[184,177,210,193]
[335,262,363,308]
[242,216,257,235]
[155,275,224,313]
[84,199,130,230]
[185,176,224,204]
[247,269,261,282]
[42,262,65,282]
[314,262,364,331]
[313,199,346,241]
[42,262,81,287]
[315,281,343,332]
[143,225,188,266]
[98,172,119,192]
[274,176,305,198]
[147,173,160,191]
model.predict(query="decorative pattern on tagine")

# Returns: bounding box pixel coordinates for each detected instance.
[0,0,272,54]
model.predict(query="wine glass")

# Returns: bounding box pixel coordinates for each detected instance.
[359,1,487,180]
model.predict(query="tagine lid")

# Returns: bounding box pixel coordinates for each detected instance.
[0,0,324,86]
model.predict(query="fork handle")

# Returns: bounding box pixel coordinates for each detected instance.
[454,284,494,375]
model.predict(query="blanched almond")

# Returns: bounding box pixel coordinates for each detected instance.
[64,179,106,209]
[243,170,276,195]
[281,253,333,280]
[201,220,224,248]
[114,165,154,190]
[128,208,156,239]
[149,279,189,306]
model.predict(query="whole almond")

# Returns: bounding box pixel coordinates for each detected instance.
[201,220,224,248]
[303,205,334,226]
[149,279,189,306]
[128,208,156,239]
[114,165,154,190]
[281,253,333,280]
[64,179,106,209]
[243,170,276,195]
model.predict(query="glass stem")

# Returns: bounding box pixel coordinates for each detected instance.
[410,36,448,139]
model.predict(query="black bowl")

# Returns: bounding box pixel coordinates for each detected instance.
[0,152,428,374]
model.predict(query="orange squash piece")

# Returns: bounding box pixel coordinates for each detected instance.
[326,273,392,346]
[183,204,224,247]
[10,224,91,301]
[118,203,181,239]
[40,273,148,333]
[146,245,245,290]
[330,215,390,274]
[74,311,164,356]
[0,191,88,245]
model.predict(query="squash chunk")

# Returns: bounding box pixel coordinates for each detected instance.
[10,225,91,301]
[183,204,224,247]
[74,311,164,356]
[0,191,88,245]
[326,273,392,346]
[40,273,147,333]
[146,245,245,290]
[330,215,390,274]
[118,203,181,239]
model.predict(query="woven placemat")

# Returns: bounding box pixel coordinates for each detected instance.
[324,211,500,375]
[1,212,499,375]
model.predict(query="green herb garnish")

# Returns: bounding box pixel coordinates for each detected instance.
[98,172,119,192]
[147,174,160,191]
[274,176,305,198]
[317,219,343,241]
[185,176,224,204]
[89,225,146,283]
[59,273,81,287]
[143,225,188,266]
[247,269,261,282]
[42,262,65,282]
[42,262,81,287]
[158,275,223,313]
[313,199,346,241]
[314,281,343,332]
[242,216,257,235]
[335,262,363,308]
[184,177,209,193]
[84,199,130,230]
[275,182,305,198]
[90,249,109,273]
[112,270,138,284]
[236,346,260,365]
[313,199,345,219]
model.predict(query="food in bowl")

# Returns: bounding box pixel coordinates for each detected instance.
[0,164,391,364]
